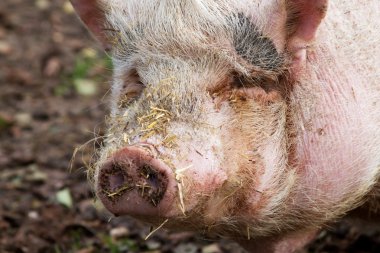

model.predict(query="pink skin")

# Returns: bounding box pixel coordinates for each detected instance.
[98,137,229,220]
[169,147,229,214]
[69,0,111,51]
[294,47,375,201]
[72,0,380,252]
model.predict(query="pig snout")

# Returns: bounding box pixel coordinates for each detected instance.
[97,147,177,218]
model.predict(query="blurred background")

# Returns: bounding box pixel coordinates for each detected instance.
[0,1,379,252]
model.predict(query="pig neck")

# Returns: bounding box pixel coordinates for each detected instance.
[289,36,380,221]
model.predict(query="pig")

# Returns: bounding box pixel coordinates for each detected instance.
[70,0,380,252]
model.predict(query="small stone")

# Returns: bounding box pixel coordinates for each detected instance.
[28,211,39,220]
[74,79,97,96]
[43,57,61,77]
[15,113,32,128]
[0,41,12,55]
[110,226,130,239]
[26,164,47,183]
[35,0,50,10]
[63,1,75,14]
[174,243,198,253]
[81,48,98,59]
[202,244,222,253]
[56,188,73,208]
[146,240,161,250]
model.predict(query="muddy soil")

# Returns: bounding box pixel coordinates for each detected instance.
[0,1,379,253]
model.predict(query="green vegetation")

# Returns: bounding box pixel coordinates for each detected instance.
[54,48,112,97]
[102,235,139,253]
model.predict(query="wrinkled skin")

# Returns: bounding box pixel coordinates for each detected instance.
[70,0,380,252]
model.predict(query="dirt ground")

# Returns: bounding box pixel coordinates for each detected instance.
[0,1,379,253]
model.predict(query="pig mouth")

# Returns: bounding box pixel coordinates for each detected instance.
[96,147,177,218]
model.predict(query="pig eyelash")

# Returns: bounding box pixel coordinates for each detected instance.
[229,68,288,105]
[231,72,280,94]
[208,71,286,106]
[117,69,145,108]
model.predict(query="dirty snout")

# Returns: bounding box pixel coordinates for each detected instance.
[96,147,178,219]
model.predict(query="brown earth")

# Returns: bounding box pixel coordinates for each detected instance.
[0,1,379,253]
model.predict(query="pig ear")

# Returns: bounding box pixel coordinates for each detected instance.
[70,0,111,51]
[286,0,328,68]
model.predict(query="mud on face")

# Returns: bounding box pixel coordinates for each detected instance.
[99,158,169,206]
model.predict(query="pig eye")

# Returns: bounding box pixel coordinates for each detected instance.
[226,71,288,103]
[118,69,145,108]
[230,73,276,94]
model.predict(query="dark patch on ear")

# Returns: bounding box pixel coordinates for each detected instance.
[232,13,283,71]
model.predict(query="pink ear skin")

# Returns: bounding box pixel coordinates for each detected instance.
[286,0,328,73]
[70,0,111,51]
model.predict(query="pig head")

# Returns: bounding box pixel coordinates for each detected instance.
[70,0,380,252]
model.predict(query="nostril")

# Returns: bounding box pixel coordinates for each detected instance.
[109,172,125,191]
[141,165,160,188]
[136,164,168,206]
[147,171,160,189]
[99,163,135,199]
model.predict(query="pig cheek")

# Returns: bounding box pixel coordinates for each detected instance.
[217,97,287,213]
[171,139,229,213]
[161,106,231,216]
[183,169,228,212]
